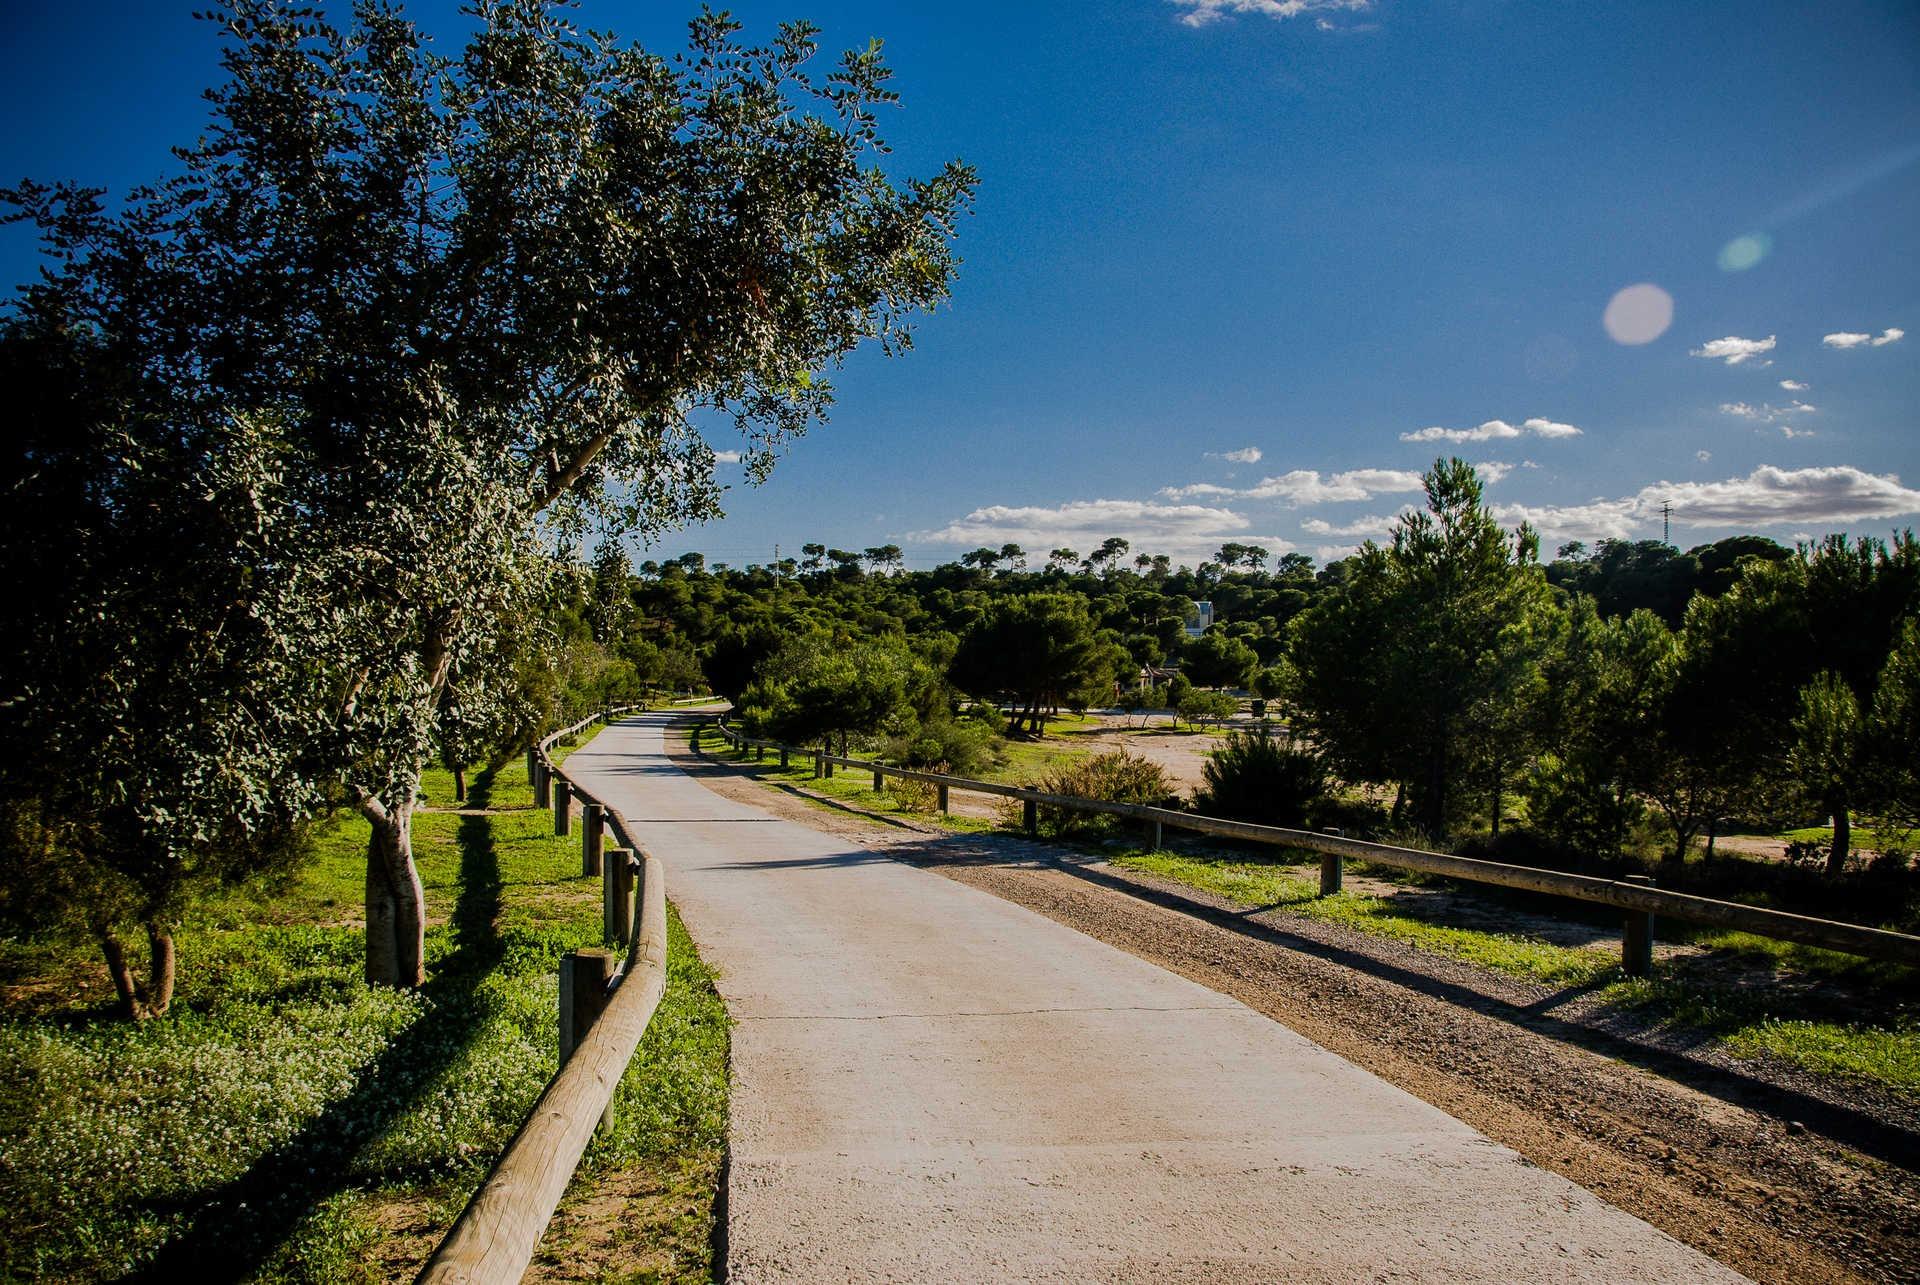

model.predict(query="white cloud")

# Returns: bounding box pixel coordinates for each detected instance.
[1780,379,1809,391]
[1719,399,1816,424]
[908,498,1296,564]
[1158,482,1239,498]
[1302,510,1411,539]
[1401,417,1582,444]
[1170,0,1370,27]
[1690,335,1776,365]
[1161,467,1423,505]
[1206,446,1263,464]
[1524,418,1582,439]
[1824,327,1904,349]
[1696,450,1712,463]
[1781,425,1816,439]
[1493,465,1920,541]
[1476,461,1515,484]
[712,450,742,464]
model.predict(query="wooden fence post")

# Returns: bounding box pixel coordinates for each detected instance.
[553,780,571,836]
[604,850,635,946]
[1313,833,1344,891]
[1623,873,1655,977]
[873,768,884,792]
[937,782,949,814]
[583,804,605,877]
[1023,799,1038,835]
[534,760,550,810]
[780,745,790,769]
[1151,818,1164,851]
[558,948,616,1063]
[823,745,834,779]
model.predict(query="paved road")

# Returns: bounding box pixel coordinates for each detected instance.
[567,714,1747,1283]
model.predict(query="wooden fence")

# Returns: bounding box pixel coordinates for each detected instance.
[699,719,1920,975]
[418,706,664,1285]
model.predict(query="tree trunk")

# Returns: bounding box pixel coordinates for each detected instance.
[1489,761,1503,840]
[1390,781,1407,828]
[1826,803,1851,877]
[98,922,176,1019]
[1704,818,1717,863]
[1666,821,1696,865]
[453,766,466,803]
[364,793,427,988]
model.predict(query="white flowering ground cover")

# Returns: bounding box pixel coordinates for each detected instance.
[0,744,730,1282]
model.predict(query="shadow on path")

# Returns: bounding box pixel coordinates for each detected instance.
[129,772,507,1282]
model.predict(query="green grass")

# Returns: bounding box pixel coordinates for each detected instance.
[0,738,729,1283]
[1777,823,1916,851]
[701,733,996,834]
[1113,851,1618,987]
[1108,848,1920,1099]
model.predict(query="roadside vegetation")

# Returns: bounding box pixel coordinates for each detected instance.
[694,720,1919,1104]
[0,749,729,1282]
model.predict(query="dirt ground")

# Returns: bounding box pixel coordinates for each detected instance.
[672,727,1919,1285]
[1054,712,1225,793]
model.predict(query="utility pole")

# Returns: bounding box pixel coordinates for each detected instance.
[1660,500,1672,546]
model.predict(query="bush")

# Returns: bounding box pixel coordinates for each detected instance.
[1028,751,1178,838]
[1177,689,1237,728]
[1521,752,1645,864]
[883,706,1003,777]
[1195,730,1327,828]
[884,775,940,813]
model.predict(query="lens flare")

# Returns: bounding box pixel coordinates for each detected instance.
[1718,232,1772,272]
[1602,283,1674,346]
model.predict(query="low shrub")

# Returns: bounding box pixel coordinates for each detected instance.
[1195,730,1326,828]
[884,775,940,813]
[884,706,1003,778]
[1029,751,1177,838]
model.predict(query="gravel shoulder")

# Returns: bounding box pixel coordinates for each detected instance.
[671,725,1918,1285]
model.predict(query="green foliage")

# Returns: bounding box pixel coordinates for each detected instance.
[1288,459,1557,836]
[738,632,920,748]
[1182,628,1260,689]
[881,704,1005,777]
[1030,751,1177,837]
[1177,689,1238,728]
[0,750,730,1281]
[951,594,1126,735]
[4,0,975,988]
[1196,731,1327,827]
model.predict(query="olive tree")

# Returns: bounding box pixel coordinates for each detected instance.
[0,324,318,1017]
[6,1,974,986]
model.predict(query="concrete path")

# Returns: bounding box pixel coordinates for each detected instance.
[566,715,1747,1283]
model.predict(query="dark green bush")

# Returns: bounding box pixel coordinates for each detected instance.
[1031,751,1177,837]
[1195,730,1327,828]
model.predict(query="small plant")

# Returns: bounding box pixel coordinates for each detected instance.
[1029,751,1176,837]
[884,774,940,813]
[1196,730,1327,828]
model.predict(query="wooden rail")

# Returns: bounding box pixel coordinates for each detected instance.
[419,706,664,1285]
[700,719,1920,972]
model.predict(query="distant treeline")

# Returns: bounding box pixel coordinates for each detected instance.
[553,463,1919,908]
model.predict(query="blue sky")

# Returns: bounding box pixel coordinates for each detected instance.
[4,0,1917,568]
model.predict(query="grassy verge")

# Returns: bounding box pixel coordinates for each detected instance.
[1111,848,1919,1099]
[0,739,728,1283]
[701,733,996,835]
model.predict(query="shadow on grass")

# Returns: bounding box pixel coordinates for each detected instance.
[129,771,507,1283]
